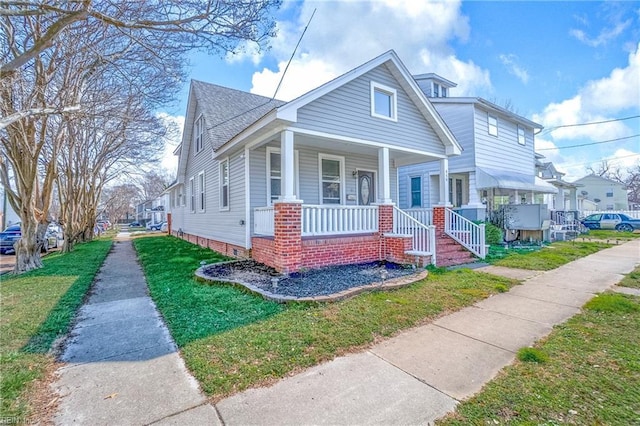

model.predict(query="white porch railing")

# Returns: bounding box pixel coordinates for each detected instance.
[402,208,433,226]
[302,205,378,236]
[393,206,436,264]
[254,206,275,236]
[445,208,486,259]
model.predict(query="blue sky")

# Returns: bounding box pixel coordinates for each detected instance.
[160,0,640,181]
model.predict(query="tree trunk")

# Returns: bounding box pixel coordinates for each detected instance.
[13,218,43,272]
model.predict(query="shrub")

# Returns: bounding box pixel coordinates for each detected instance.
[484,222,503,245]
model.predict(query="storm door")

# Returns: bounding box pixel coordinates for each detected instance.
[357,171,375,205]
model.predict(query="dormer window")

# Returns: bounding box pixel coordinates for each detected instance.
[370,81,397,122]
[433,83,439,97]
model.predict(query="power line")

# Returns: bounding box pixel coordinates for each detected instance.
[538,114,640,135]
[559,152,640,168]
[537,134,640,150]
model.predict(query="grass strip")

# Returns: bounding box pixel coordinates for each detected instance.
[0,238,113,418]
[618,265,640,289]
[438,291,640,425]
[134,236,518,400]
[490,241,612,270]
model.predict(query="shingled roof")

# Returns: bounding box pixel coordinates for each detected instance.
[191,80,286,151]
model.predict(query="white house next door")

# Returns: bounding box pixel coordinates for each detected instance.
[358,171,375,205]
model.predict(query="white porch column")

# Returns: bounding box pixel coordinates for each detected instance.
[378,147,392,204]
[556,187,565,210]
[466,171,482,205]
[568,188,578,210]
[514,190,520,204]
[438,158,450,205]
[280,130,297,202]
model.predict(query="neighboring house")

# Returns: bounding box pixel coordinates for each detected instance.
[571,174,629,211]
[168,50,480,273]
[398,74,557,222]
[535,156,580,211]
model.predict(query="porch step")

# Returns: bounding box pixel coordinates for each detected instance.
[435,235,477,267]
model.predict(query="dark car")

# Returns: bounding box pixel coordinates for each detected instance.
[581,213,640,232]
[0,224,57,254]
[0,225,22,254]
[128,221,142,227]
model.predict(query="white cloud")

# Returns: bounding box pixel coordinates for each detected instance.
[533,42,640,141]
[570,19,632,47]
[225,40,264,65]
[499,54,529,84]
[250,0,491,100]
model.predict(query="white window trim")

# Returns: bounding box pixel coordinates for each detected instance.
[189,177,195,213]
[318,153,345,205]
[198,170,205,212]
[488,113,498,137]
[266,146,299,205]
[219,158,230,211]
[370,81,398,122]
[194,114,204,154]
[517,125,526,145]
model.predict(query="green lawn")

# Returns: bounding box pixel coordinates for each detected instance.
[0,239,112,419]
[134,236,519,400]
[580,229,640,241]
[489,241,612,270]
[618,265,640,289]
[438,291,640,425]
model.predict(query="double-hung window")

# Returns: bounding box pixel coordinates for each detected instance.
[194,115,204,153]
[488,114,498,137]
[370,81,397,121]
[220,159,229,210]
[198,171,205,212]
[267,147,282,203]
[517,125,526,145]
[319,154,344,204]
[410,177,422,207]
[189,178,195,212]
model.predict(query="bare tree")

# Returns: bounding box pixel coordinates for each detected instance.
[101,184,139,224]
[1,0,281,272]
[586,159,640,209]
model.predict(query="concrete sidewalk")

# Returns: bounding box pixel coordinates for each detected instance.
[52,237,639,425]
[215,239,639,425]
[52,233,221,425]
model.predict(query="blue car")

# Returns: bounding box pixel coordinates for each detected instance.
[0,225,22,254]
[581,213,640,232]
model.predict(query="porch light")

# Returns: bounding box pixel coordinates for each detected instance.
[352,170,358,178]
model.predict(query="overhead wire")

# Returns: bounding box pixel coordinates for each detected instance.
[537,134,639,150]
[537,114,640,135]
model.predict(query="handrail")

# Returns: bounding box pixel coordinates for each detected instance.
[402,208,433,226]
[254,206,275,236]
[445,208,486,259]
[393,206,436,265]
[302,205,378,236]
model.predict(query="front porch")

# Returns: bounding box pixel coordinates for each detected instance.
[252,203,485,273]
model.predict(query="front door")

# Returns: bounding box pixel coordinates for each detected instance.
[357,171,375,205]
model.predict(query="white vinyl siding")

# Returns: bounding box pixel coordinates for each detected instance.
[220,158,229,210]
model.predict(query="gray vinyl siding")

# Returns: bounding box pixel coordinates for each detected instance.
[432,103,476,172]
[180,101,247,247]
[295,66,446,155]
[397,164,435,209]
[473,106,535,175]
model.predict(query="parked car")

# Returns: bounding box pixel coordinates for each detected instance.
[0,224,22,254]
[128,221,142,228]
[0,224,56,254]
[147,222,165,231]
[581,213,640,232]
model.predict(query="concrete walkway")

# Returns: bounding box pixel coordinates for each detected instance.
[52,233,221,425]
[52,237,639,425]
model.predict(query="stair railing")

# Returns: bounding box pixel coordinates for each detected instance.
[444,208,486,259]
[393,206,437,265]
